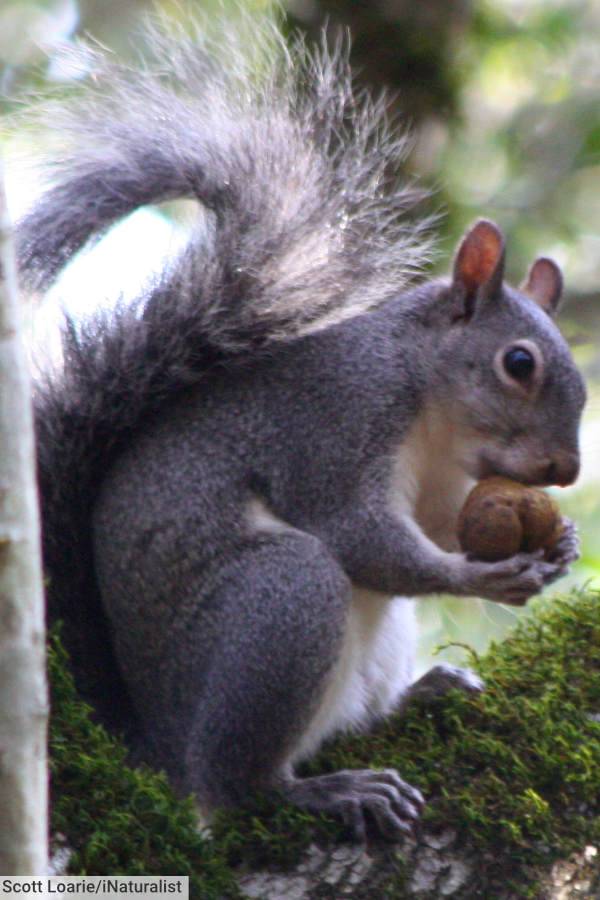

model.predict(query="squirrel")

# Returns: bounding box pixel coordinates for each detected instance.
[16,18,585,840]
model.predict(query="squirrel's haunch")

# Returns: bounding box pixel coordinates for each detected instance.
[457,477,563,562]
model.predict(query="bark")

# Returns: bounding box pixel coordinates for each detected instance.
[237,832,600,899]
[0,155,48,874]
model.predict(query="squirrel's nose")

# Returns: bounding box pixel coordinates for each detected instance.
[544,451,580,487]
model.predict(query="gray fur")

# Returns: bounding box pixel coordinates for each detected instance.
[18,18,433,328]
[24,18,586,839]
[26,18,433,732]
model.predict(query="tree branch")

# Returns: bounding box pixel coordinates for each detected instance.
[0,154,48,875]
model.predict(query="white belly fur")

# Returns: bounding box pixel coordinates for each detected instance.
[288,587,417,766]
[247,496,418,767]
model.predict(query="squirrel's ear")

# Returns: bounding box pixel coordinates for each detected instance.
[520,257,563,316]
[450,219,505,321]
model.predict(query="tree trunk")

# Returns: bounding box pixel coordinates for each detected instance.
[0,155,48,874]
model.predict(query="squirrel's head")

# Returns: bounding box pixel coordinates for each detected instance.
[429,219,586,487]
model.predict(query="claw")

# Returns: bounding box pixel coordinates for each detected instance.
[460,542,573,605]
[284,769,424,842]
[545,518,580,567]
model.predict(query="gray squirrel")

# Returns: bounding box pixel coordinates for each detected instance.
[17,19,585,841]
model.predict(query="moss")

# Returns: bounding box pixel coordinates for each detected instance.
[304,587,600,896]
[48,632,242,899]
[50,590,600,897]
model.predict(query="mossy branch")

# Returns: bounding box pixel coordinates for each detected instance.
[50,589,600,898]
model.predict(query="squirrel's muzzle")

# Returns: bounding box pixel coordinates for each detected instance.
[542,451,580,487]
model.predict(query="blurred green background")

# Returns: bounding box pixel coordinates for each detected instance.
[1,0,599,669]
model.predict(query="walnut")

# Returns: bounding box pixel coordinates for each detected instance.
[457,476,562,561]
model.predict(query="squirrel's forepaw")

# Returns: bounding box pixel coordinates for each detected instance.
[459,552,565,606]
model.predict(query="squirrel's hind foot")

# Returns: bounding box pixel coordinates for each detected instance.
[403,664,485,707]
[284,769,425,843]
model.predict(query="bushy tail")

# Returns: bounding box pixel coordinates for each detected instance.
[22,14,434,729]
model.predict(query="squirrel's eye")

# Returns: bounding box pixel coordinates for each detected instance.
[503,346,535,381]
